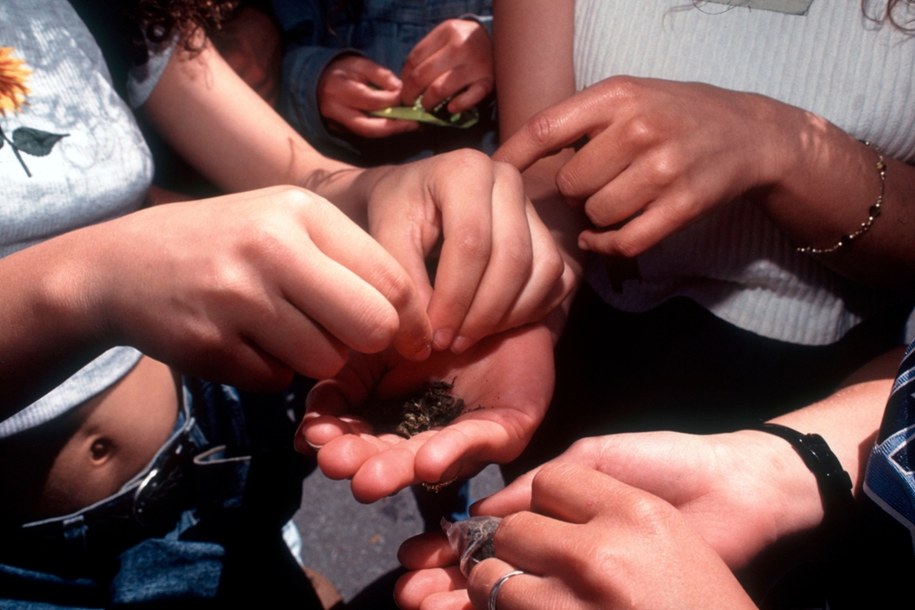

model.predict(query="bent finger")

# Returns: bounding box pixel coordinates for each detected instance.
[494,96,608,172]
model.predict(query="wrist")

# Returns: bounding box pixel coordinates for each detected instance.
[741,422,855,538]
[299,164,367,225]
[728,428,829,543]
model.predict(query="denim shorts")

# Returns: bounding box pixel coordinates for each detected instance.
[0,378,322,609]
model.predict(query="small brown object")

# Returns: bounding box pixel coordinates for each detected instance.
[360,380,466,438]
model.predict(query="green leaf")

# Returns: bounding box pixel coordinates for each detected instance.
[369,95,479,129]
[12,127,68,157]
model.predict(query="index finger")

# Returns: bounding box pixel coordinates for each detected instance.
[304,201,433,360]
[493,95,598,172]
[529,462,650,524]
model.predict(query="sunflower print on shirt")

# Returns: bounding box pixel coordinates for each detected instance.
[0,46,68,177]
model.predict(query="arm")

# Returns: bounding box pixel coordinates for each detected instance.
[393,350,899,609]
[0,187,432,414]
[475,347,900,569]
[493,48,915,287]
[142,40,572,354]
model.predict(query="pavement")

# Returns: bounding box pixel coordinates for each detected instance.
[293,463,506,607]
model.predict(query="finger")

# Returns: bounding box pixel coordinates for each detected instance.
[321,83,401,116]
[493,95,608,172]
[452,203,569,354]
[295,412,374,452]
[400,45,446,104]
[395,569,472,610]
[314,432,397,484]
[298,362,392,450]
[471,467,540,517]
[467,558,545,610]
[423,156,495,351]
[578,194,684,258]
[194,339,296,392]
[530,462,634,523]
[349,437,425,501]
[346,83,404,110]
[415,70,475,112]
[302,202,433,360]
[345,114,423,138]
[241,296,350,380]
[448,166,532,349]
[402,26,447,81]
[446,80,491,113]
[553,130,629,201]
[352,59,403,92]
[412,412,532,484]
[398,531,459,570]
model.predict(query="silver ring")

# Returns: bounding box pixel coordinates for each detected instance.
[487,569,524,610]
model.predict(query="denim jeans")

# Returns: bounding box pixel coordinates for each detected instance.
[0,378,322,609]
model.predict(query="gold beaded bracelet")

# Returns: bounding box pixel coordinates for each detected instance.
[796,140,887,255]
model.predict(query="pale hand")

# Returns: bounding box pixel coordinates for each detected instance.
[297,323,555,502]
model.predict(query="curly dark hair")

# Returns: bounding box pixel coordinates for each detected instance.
[131,0,240,48]
[879,0,915,30]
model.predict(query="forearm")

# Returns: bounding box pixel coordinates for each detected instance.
[737,347,899,543]
[494,0,585,310]
[748,100,915,286]
[0,228,112,413]
[142,41,368,222]
[768,346,901,495]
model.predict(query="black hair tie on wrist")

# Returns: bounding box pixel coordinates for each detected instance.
[749,422,855,529]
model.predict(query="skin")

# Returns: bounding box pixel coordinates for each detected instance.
[2,10,569,520]
[493,0,915,286]
[389,1,915,604]
[297,320,557,503]
[396,463,759,610]
[318,18,494,138]
[0,186,432,413]
[302,1,915,596]
[392,349,900,609]
[143,40,571,355]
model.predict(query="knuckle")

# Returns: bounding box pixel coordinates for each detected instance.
[644,151,682,187]
[453,230,491,262]
[621,114,659,149]
[523,111,562,150]
[611,234,646,259]
[555,164,587,198]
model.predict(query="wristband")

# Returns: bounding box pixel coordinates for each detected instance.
[749,422,855,528]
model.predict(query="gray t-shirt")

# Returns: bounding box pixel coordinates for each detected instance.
[0,0,166,436]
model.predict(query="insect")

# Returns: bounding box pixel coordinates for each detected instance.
[359,379,467,438]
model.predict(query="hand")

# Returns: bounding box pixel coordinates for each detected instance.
[355,150,572,354]
[494,76,800,257]
[318,54,421,138]
[297,323,555,502]
[83,186,432,388]
[475,431,824,570]
[401,18,494,113]
[396,463,758,610]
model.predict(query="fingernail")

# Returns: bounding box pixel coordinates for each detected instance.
[412,341,432,361]
[451,335,473,354]
[433,328,454,350]
[294,434,321,454]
